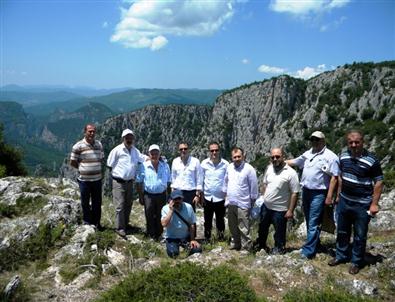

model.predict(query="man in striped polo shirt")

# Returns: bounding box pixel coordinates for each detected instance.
[328,130,384,274]
[70,124,104,230]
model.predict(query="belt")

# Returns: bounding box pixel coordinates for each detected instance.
[144,191,166,196]
[112,176,134,183]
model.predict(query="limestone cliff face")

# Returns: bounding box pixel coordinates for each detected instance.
[97,62,395,168]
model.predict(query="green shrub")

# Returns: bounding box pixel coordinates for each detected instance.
[283,286,375,302]
[361,107,375,121]
[96,262,262,302]
[383,170,395,190]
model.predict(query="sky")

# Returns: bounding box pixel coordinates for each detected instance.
[1,0,394,90]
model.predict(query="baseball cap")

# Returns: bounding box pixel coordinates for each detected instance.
[121,129,134,138]
[148,144,160,152]
[170,190,183,200]
[310,131,325,139]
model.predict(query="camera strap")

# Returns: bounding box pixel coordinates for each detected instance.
[173,209,191,228]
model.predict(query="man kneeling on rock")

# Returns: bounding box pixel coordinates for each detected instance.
[161,190,202,258]
[254,148,300,254]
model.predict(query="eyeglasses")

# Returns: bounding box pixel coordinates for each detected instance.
[210,149,219,153]
[179,148,188,151]
[271,155,281,160]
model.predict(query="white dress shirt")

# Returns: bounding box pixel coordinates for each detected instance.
[201,158,229,202]
[107,144,146,181]
[171,156,203,191]
[222,161,258,209]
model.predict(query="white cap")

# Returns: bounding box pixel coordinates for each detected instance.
[310,131,325,139]
[148,144,160,152]
[121,129,134,138]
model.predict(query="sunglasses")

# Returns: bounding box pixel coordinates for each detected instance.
[179,148,188,151]
[271,155,281,160]
[210,149,219,153]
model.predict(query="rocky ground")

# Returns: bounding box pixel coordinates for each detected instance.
[1,177,394,301]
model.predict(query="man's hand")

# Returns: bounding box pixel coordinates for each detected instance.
[168,200,175,210]
[284,210,294,220]
[325,196,333,205]
[138,195,144,206]
[369,204,379,216]
[192,196,200,206]
[190,240,200,249]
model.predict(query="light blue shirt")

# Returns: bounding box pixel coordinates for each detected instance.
[136,160,171,194]
[222,162,258,209]
[161,202,196,239]
[107,144,146,181]
[201,158,229,202]
[293,146,340,190]
[171,156,203,191]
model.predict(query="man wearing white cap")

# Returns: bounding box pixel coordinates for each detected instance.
[107,129,146,237]
[287,131,339,259]
[136,144,171,240]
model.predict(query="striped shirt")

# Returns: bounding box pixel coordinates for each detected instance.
[70,138,104,182]
[136,160,171,194]
[340,149,383,204]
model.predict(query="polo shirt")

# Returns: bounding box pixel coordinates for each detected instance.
[222,161,258,209]
[262,164,300,212]
[171,156,203,191]
[161,202,196,239]
[201,158,229,202]
[340,149,384,204]
[70,138,103,182]
[136,160,171,194]
[293,146,339,190]
[107,144,145,181]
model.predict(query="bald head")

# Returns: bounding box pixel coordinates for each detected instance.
[271,148,285,169]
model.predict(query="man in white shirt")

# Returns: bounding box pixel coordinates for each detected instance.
[171,142,203,212]
[223,147,258,251]
[287,131,339,259]
[107,129,146,238]
[255,148,300,254]
[201,142,229,241]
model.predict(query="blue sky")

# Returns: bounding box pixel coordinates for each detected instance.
[1,0,394,89]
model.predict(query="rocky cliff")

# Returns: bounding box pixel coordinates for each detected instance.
[96,62,395,172]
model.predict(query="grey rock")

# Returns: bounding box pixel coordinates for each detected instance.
[3,275,21,300]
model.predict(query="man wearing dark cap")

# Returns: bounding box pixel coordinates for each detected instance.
[161,190,202,258]
[287,131,339,259]
[107,129,146,238]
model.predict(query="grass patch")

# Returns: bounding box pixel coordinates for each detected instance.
[96,262,263,302]
[0,195,47,218]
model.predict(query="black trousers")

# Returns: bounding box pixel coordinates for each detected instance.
[203,199,225,239]
[144,191,167,239]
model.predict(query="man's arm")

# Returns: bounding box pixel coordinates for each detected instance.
[161,202,174,227]
[369,180,383,215]
[260,183,267,196]
[70,160,79,169]
[285,192,298,219]
[189,223,200,249]
[325,176,338,205]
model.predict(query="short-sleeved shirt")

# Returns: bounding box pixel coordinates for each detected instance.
[171,156,203,191]
[136,160,171,194]
[107,144,145,181]
[161,202,196,239]
[201,158,229,202]
[340,149,384,204]
[262,164,300,212]
[293,146,339,190]
[70,138,104,182]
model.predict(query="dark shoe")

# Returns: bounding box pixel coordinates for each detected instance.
[349,264,360,275]
[95,224,104,232]
[116,229,127,238]
[328,258,347,266]
[230,244,241,251]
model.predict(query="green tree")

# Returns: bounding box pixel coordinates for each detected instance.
[0,123,27,177]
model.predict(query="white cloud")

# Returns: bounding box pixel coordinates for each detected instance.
[102,21,109,28]
[320,16,347,32]
[270,0,350,15]
[258,64,286,74]
[242,58,249,64]
[111,0,235,50]
[293,64,328,79]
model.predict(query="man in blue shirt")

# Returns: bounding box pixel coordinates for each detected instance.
[161,190,202,258]
[201,142,229,241]
[136,144,171,240]
[287,131,339,259]
[328,130,383,274]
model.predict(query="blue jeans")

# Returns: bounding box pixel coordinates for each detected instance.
[166,238,202,258]
[257,204,287,250]
[301,188,327,258]
[335,196,371,266]
[78,179,102,226]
